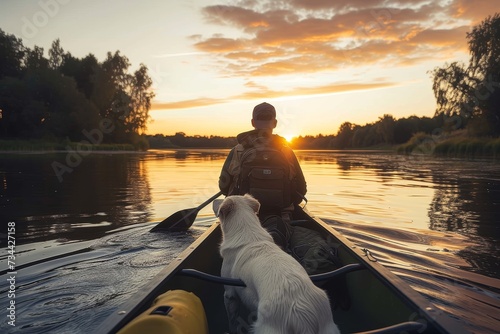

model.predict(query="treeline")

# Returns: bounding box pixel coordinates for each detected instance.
[0,29,154,149]
[147,114,446,150]
[147,112,499,155]
[148,132,237,148]
[291,114,446,149]
[147,111,499,155]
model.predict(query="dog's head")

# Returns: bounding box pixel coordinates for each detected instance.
[218,195,275,247]
[217,194,260,222]
[217,194,260,239]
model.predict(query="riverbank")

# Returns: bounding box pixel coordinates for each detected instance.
[0,139,137,152]
[3,136,500,159]
[396,132,500,158]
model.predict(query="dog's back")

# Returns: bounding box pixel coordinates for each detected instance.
[248,248,339,334]
[218,195,340,334]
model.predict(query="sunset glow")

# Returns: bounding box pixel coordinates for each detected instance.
[283,134,296,143]
[1,0,496,137]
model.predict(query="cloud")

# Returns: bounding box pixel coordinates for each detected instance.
[194,0,486,78]
[409,26,470,48]
[202,5,271,31]
[194,37,249,52]
[152,52,205,58]
[152,80,396,110]
[288,0,385,11]
[236,81,397,99]
[450,0,500,23]
[152,97,227,110]
[152,1,494,112]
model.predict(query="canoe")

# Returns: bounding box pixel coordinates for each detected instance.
[98,205,466,334]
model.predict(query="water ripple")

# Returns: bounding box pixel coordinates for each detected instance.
[0,222,207,334]
[326,219,500,334]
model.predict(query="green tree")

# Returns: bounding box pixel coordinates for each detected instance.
[95,53,154,140]
[22,68,100,140]
[352,124,380,147]
[394,116,419,144]
[432,13,500,135]
[0,29,25,79]
[24,46,49,70]
[48,39,65,70]
[0,76,32,137]
[125,64,154,133]
[60,53,99,99]
[0,32,154,145]
[91,51,131,122]
[334,122,355,149]
[376,114,396,144]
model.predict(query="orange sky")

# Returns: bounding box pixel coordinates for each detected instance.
[1,0,498,137]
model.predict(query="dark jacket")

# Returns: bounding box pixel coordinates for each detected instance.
[218,129,307,206]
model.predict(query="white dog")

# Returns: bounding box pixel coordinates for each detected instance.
[218,194,340,334]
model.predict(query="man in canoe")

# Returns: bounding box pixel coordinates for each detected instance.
[218,102,307,249]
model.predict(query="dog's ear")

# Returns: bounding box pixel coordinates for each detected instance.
[243,194,260,213]
[218,197,234,219]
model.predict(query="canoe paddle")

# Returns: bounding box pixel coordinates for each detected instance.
[150,191,223,232]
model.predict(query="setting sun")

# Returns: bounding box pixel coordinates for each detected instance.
[283,134,296,143]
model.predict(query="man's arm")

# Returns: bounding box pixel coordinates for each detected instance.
[291,152,307,198]
[219,148,236,195]
[284,147,307,204]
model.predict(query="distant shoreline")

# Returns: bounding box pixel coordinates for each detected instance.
[1,137,499,159]
[0,139,139,153]
[396,134,500,159]
[0,150,145,154]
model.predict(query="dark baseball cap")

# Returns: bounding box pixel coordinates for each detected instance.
[252,102,276,129]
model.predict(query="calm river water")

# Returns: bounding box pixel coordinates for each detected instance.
[0,149,499,333]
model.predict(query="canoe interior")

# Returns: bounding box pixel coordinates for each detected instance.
[100,208,464,334]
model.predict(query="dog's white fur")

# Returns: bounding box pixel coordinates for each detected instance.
[218,194,340,334]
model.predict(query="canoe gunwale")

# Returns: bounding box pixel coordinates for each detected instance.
[303,208,468,334]
[97,222,221,334]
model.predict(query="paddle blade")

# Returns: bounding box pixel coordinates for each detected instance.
[150,208,198,232]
